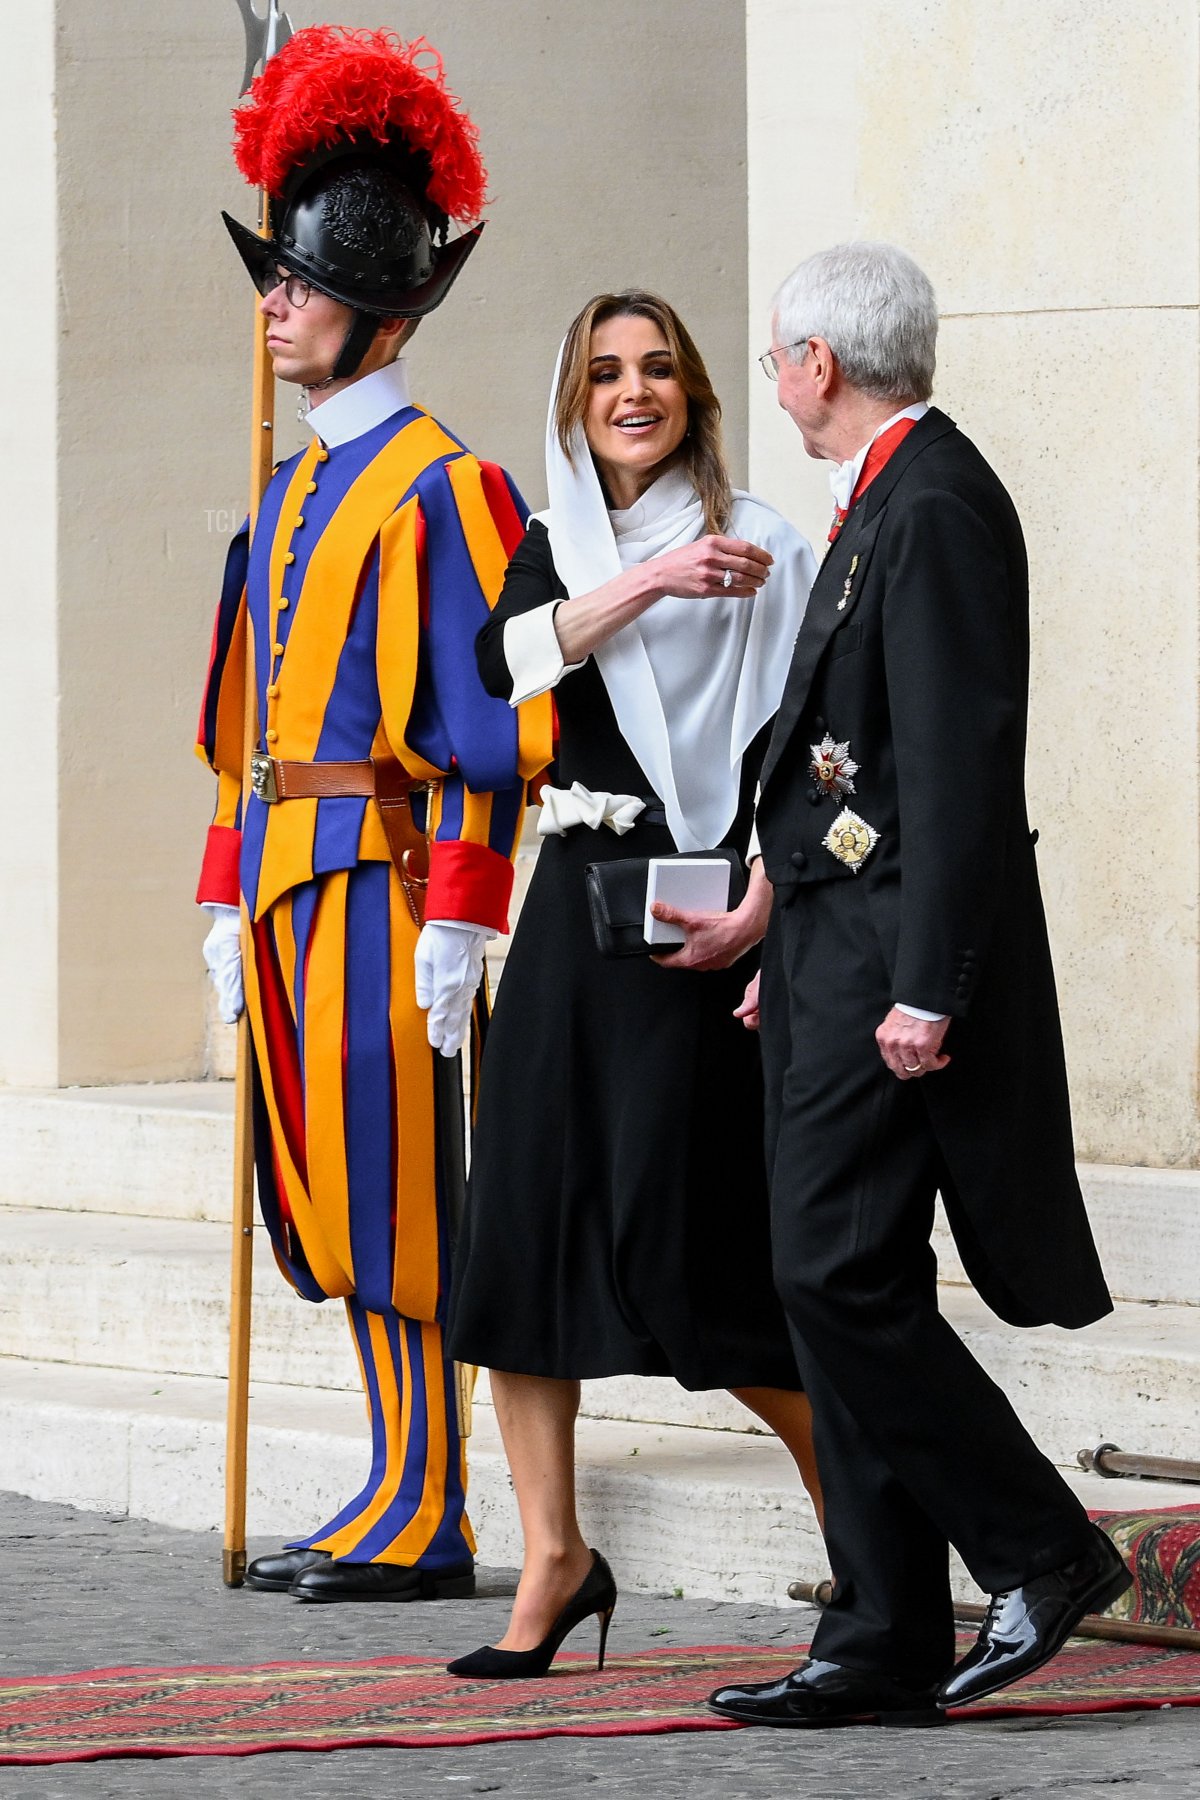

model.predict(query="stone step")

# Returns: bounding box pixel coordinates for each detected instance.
[0,1357,825,1608]
[580,1265,1200,1464]
[2,1084,1195,1305]
[0,1205,1196,1464]
[6,1356,1196,1610]
[0,1203,356,1394]
[930,1164,1200,1310]
[0,1085,236,1225]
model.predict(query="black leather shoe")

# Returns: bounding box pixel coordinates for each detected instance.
[708,1659,945,1728]
[939,1525,1133,1708]
[290,1557,476,1603]
[244,1547,331,1592]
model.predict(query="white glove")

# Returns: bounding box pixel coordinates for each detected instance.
[414,920,489,1057]
[201,903,244,1024]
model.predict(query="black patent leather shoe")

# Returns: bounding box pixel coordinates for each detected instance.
[939,1525,1132,1708]
[290,1556,475,1603]
[244,1547,331,1592]
[708,1659,945,1728]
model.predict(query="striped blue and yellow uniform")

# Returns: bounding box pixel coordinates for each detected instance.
[196,400,551,1567]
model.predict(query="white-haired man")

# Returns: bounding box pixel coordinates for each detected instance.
[708,242,1130,1725]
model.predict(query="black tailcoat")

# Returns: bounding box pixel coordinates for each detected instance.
[756,408,1109,1330]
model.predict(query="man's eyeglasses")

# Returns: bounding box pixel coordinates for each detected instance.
[255,266,313,307]
[758,340,808,382]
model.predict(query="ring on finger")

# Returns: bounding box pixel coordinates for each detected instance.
[722,567,734,589]
[902,1062,922,1073]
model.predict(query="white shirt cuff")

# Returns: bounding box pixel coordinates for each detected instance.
[503,602,584,705]
[896,1002,947,1022]
[746,785,763,862]
[425,918,494,941]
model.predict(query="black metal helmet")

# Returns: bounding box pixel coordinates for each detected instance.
[223,26,488,378]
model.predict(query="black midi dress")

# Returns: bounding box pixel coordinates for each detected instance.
[447,521,800,1391]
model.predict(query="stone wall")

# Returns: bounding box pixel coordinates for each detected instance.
[747,0,1200,1166]
[8,1,1197,1172]
[0,0,748,1088]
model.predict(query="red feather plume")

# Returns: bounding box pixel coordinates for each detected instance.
[232,25,487,221]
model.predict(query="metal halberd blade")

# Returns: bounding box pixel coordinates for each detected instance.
[233,0,295,95]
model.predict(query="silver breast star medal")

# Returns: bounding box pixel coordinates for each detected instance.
[809,734,858,801]
[837,552,859,612]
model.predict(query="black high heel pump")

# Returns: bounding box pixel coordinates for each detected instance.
[446,1549,617,1679]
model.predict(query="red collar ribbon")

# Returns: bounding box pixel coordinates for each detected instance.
[827,415,920,544]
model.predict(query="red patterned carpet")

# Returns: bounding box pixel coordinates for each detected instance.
[1093,1503,1200,1630]
[2,1637,1199,1766]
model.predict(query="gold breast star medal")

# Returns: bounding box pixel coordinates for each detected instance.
[837,552,860,611]
[809,734,858,802]
[823,807,879,872]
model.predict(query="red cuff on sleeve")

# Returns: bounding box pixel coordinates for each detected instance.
[425,841,515,935]
[196,825,242,907]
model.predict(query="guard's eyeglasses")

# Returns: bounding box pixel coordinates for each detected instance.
[256,266,313,307]
[758,341,808,382]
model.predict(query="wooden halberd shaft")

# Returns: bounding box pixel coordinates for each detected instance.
[222,173,275,1588]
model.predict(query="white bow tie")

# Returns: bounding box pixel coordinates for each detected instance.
[829,457,860,515]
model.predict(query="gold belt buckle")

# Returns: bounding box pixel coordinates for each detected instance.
[250,751,279,804]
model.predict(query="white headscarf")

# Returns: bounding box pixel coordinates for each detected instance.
[533,343,816,852]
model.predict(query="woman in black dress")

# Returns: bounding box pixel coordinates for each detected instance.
[447,292,821,1677]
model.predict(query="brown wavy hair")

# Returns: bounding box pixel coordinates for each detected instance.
[553,290,732,536]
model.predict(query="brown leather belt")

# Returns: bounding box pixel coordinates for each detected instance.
[250,753,373,803]
[249,752,433,803]
[249,752,433,925]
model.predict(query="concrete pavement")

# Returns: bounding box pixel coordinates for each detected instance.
[2,1493,1198,1799]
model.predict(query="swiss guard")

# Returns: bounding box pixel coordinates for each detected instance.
[196,25,551,1600]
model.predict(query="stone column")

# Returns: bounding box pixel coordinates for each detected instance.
[1,0,267,1087]
[0,4,62,1088]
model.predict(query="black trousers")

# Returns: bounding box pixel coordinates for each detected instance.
[760,880,1092,1682]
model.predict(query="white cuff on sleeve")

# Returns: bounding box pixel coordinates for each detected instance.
[746,784,762,863]
[430,917,496,941]
[503,602,584,705]
[896,1002,948,1022]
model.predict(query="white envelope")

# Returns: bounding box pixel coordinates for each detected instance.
[644,857,734,947]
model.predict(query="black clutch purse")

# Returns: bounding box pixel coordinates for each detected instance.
[583,848,747,959]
